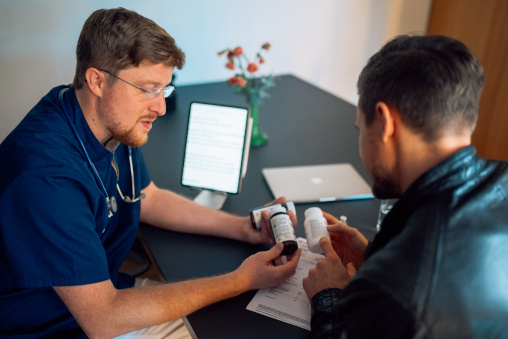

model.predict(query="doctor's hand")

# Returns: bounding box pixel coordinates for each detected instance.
[303,237,356,300]
[243,196,298,245]
[323,211,368,270]
[235,242,301,290]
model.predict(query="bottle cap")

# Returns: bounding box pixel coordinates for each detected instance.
[304,207,322,219]
[269,205,287,217]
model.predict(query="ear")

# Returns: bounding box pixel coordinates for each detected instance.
[375,102,396,143]
[84,68,106,98]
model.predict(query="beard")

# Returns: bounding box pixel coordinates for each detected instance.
[370,166,400,199]
[109,115,156,147]
[111,123,148,147]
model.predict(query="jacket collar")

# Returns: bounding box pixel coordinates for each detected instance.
[367,145,483,257]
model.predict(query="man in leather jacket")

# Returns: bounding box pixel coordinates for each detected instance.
[303,35,508,338]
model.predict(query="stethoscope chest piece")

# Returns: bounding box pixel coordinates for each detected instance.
[106,196,118,218]
[110,196,118,214]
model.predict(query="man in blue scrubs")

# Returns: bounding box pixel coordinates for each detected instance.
[0,8,301,338]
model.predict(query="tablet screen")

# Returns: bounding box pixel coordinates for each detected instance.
[181,102,250,194]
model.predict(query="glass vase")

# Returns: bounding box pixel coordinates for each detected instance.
[249,104,268,147]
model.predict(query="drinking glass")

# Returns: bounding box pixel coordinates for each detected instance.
[376,199,398,233]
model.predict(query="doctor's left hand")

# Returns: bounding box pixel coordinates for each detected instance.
[243,196,298,245]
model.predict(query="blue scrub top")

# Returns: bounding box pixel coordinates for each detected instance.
[0,86,151,337]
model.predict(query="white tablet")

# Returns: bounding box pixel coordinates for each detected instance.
[181,102,251,195]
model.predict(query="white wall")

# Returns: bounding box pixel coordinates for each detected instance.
[0,0,432,142]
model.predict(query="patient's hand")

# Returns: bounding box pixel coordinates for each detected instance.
[323,211,368,270]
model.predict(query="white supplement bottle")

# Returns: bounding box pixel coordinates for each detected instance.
[269,205,298,255]
[304,207,331,253]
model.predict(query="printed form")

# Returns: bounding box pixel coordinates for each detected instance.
[246,238,324,330]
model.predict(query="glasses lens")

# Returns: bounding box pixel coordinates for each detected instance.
[164,86,175,98]
[143,88,158,99]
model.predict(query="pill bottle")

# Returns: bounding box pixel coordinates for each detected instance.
[269,205,298,256]
[304,207,331,253]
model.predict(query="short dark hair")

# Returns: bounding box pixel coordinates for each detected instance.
[72,7,185,89]
[357,35,484,141]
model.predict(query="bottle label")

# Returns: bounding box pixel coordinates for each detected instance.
[271,214,296,244]
[309,219,328,240]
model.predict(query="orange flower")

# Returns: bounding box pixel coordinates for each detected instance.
[228,76,247,87]
[247,62,259,73]
[225,61,235,70]
[218,42,278,104]
[236,77,247,87]
[233,46,243,56]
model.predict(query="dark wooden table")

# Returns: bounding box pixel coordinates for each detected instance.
[139,74,379,338]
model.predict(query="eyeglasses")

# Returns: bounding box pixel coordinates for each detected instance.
[99,69,175,99]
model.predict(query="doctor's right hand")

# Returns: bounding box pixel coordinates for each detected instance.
[235,242,301,291]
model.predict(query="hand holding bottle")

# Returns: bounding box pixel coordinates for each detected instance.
[322,211,368,270]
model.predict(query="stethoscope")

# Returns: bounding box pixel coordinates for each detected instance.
[58,87,145,218]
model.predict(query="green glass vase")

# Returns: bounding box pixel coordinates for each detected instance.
[249,104,268,147]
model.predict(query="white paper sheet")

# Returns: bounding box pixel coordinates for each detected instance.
[246,238,324,330]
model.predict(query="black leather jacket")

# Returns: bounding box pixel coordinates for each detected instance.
[310,146,508,338]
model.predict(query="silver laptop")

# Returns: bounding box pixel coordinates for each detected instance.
[262,163,374,203]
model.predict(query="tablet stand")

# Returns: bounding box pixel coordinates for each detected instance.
[193,190,228,210]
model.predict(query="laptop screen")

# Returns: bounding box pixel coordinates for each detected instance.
[181,102,250,194]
